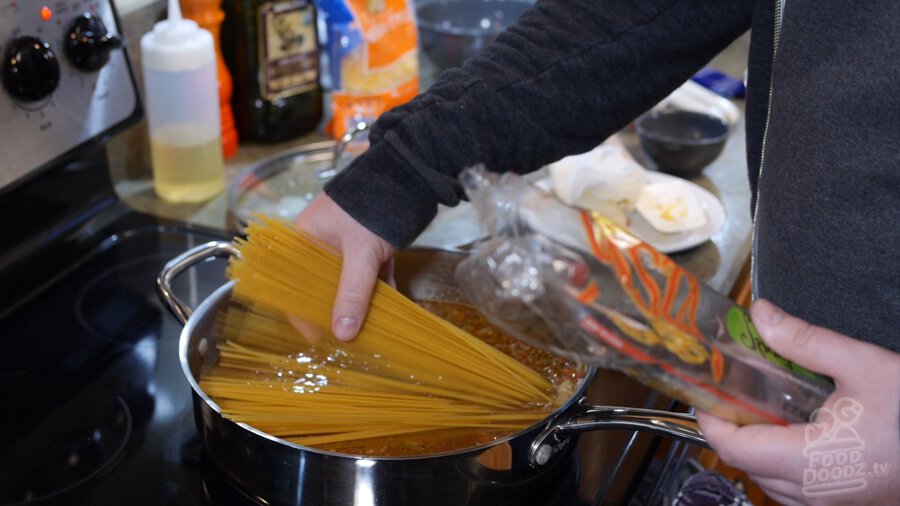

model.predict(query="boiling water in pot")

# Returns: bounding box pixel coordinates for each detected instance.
[201,299,585,457]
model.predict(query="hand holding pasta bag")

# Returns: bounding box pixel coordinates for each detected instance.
[696,300,900,505]
[454,166,835,426]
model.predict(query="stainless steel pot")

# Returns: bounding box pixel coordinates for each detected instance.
[157,242,708,505]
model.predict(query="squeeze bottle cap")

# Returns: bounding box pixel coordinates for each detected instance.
[141,0,215,72]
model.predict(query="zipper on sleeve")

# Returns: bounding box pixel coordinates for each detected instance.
[750,0,784,300]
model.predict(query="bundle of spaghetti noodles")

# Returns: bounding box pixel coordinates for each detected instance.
[202,216,570,452]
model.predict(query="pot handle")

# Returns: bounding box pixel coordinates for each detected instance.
[157,240,238,326]
[529,399,709,467]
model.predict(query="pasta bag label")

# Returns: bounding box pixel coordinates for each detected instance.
[725,306,822,380]
[320,0,419,138]
[578,211,828,383]
[456,167,836,426]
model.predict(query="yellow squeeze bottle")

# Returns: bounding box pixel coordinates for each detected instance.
[141,0,225,203]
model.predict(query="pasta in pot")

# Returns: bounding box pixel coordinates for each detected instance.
[200,217,583,457]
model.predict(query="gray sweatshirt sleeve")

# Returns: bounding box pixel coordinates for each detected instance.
[324,0,753,247]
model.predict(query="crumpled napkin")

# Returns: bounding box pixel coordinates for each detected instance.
[547,136,647,227]
[546,135,708,235]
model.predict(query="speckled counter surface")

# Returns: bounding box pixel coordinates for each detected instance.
[110,128,331,232]
[107,33,752,294]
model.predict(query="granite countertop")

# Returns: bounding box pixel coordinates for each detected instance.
[108,37,752,295]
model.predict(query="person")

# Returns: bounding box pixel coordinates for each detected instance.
[294,0,900,503]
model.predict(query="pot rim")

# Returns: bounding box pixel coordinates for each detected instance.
[415,0,533,37]
[179,280,595,462]
[635,110,730,146]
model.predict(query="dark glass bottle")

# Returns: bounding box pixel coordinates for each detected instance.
[222,0,323,142]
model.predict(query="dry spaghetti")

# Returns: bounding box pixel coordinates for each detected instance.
[201,216,581,456]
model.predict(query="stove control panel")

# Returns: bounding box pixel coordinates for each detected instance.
[0,1,139,190]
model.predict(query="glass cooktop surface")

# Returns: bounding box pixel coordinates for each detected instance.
[0,212,257,505]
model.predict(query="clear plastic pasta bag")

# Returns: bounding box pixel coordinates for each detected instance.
[455,167,834,425]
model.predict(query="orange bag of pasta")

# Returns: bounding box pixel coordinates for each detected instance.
[320,0,419,138]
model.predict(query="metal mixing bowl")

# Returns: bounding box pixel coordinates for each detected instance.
[416,0,533,69]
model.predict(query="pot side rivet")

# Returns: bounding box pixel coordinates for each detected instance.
[534,444,552,466]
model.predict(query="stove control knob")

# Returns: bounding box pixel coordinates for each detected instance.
[64,13,122,72]
[2,37,61,102]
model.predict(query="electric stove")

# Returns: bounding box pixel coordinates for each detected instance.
[0,2,681,504]
[1,2,231,503]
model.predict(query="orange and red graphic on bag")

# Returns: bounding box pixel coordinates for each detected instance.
[576,210,787,425]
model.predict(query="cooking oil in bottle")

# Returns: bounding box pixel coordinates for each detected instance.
[150,124,224,203]
[141,0,226,204]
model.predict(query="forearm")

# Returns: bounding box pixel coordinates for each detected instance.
[326,0,753,247]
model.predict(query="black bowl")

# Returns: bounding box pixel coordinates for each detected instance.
[636,110,730,177]
[416,0,532,70]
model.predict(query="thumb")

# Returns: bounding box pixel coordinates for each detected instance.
[332,250,380,341]
[749,299,873,384]
[331,238,395,341]
[294,192,396,341]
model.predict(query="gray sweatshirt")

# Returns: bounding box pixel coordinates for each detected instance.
[325,0,900,352]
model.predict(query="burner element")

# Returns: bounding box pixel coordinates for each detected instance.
[75,255,167,345]
[0,396,132,505]
[0,222,230,505]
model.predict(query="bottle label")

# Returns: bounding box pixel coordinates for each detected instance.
[258,0,319,100]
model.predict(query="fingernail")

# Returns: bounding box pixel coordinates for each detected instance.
[335,316,359,341]
[753,299,784,327]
